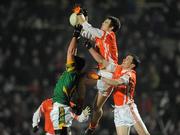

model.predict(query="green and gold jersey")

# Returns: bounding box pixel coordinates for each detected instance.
[52,60,80,105]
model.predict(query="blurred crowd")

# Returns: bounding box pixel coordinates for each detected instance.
[0,0,179,135]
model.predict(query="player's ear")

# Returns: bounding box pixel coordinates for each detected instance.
[131,64,135,69]
[109,26,114,31]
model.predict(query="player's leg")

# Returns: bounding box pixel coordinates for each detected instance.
[84,92,109,135]
[129,104,150,135]
[134,120,150,135]
[116,126,130,135]
[90,92,109,127]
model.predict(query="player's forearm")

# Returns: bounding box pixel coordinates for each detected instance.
[82,22,103,38]
[102,74,130,86]
[88,48,104,64]
[67,37,77,62]
[102,77,123,86]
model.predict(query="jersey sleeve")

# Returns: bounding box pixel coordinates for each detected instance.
[32,106,41,128]
[120,74,130,85]
[66,59,76,72]
[82,22,104,38]
[106,62,117,72]
[81,30,95,41]
[119,70,135,85]
[40,101,45,113]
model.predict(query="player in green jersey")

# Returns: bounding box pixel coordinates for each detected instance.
[50,25,89,135]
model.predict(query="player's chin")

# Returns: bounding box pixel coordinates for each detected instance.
[100,26,104,30]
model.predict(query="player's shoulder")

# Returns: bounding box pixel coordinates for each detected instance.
[105,31,116,41]
[127,70,136,81]
[121,69,135,76]
[42,98,53,110]
[42,98,52,105]
[107,31,115,37]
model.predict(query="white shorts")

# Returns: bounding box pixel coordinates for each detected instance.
[50,102,74,130]
[97,70,113,96]
[114,103,142,127]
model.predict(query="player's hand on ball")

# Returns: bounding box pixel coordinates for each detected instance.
[77,14,86,25]
[82,106,91,117]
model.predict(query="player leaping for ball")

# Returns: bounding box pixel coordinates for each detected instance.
[83,41,150,135]
[50,25,91,135]
[76,13,121,134]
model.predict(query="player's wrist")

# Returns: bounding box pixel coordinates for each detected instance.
[73,25,82,38]
[84,40,92,49]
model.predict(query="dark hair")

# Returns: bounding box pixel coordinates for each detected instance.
[107,16,121,32]
[129,54,141,69]
[74,56,85,71]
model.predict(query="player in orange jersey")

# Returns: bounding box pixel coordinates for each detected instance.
[77,14,121,133]
[32,98,55,135]
[83,42,150,135]
[32,98,90,135]
[78,14,120,65]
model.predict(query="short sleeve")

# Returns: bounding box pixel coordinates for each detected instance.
[66,60,76,72]
[106,62,116,72]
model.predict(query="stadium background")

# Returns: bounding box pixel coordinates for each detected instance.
[0,0,179,135]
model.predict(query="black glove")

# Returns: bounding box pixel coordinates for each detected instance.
[73,25,82,38]
[72,104,82,115]
[33,126,39,133]
[82,8,88,17]
[84,40,93,49]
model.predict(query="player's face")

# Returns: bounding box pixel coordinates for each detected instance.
[101,19,112,31]
[122,55,134,68]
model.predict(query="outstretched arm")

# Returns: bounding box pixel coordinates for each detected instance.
[67,37,78,63]
[77,14,104,39]
[102,74,130,86]
[84,40,109,68]
[67,25,82,63]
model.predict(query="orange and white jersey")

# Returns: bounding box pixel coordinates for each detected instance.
[95,31,118,65]
[113,68,136,106]
[81,22,118,67]
[32,98,55,135]
[40,99,54,134]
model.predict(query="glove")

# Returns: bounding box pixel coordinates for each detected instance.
[77,106,90,122]
[84,40,92,49]
[71,104,83,115]
[82,106,91,117]
[81,8,88,17]
[73,25,82,38]
[33,126,39,133]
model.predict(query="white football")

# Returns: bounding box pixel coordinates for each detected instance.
[69,13,78,26]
